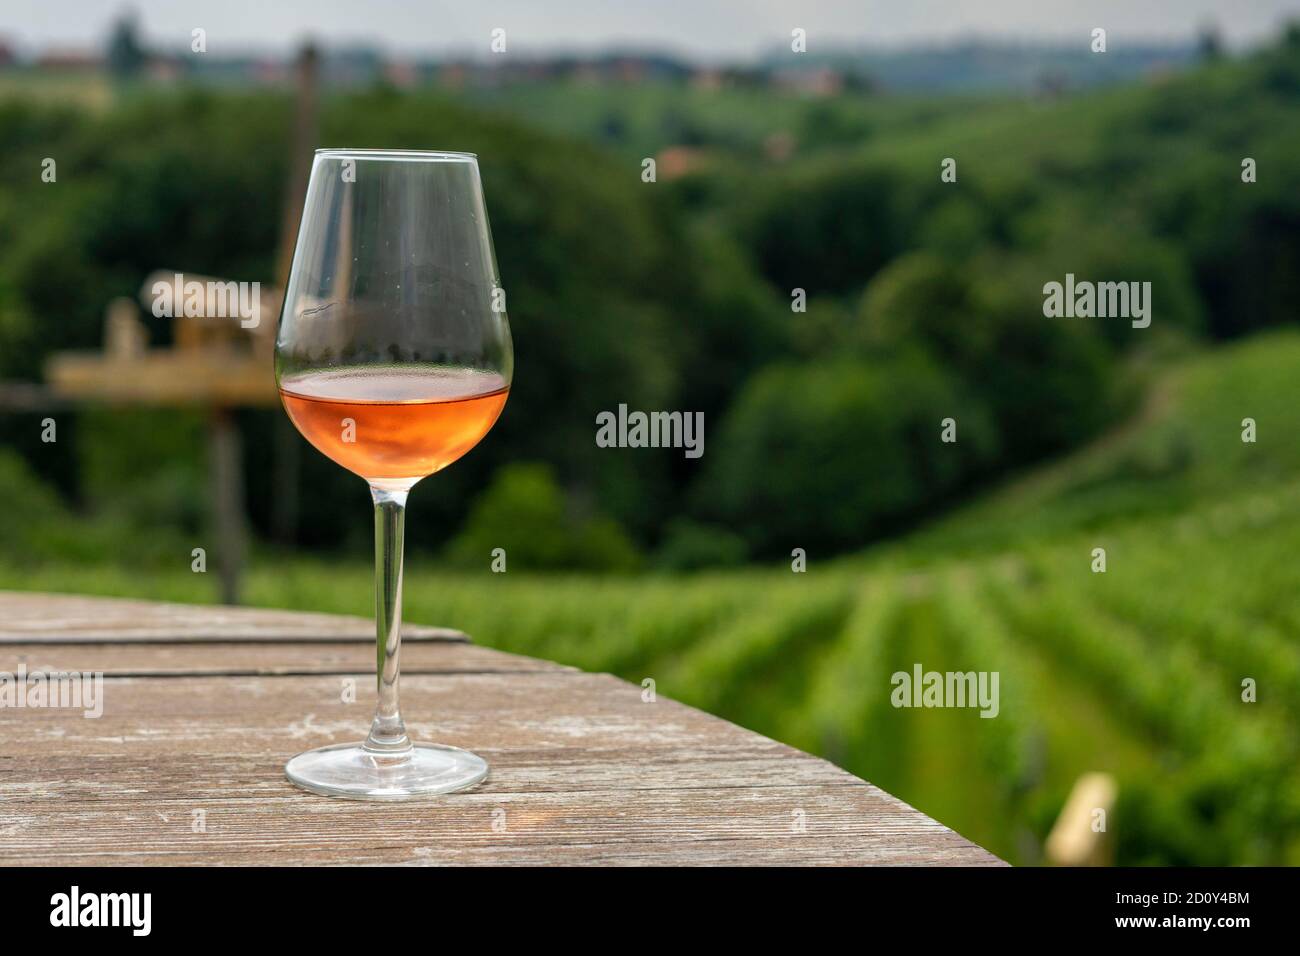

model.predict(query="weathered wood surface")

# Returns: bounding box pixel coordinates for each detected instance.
[0,591,466,643]
[0,592,1002,866]
[3,641,566,677]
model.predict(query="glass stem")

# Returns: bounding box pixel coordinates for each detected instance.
[365,486,412,755]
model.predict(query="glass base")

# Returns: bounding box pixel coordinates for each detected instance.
[285,742,488,800]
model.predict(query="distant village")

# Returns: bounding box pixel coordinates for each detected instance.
[0,16,862,96]
[0,13,1210,96]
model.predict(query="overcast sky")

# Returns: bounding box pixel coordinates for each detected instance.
[6,1,1300,59]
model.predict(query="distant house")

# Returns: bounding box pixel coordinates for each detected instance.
[145,56,185,83]
[384,60,420,89]
[656,145,707,180]
[438,63,467,89]
[691,69,723,91]
[36,50,104,72]
[763,131,795,162]
[772,67,844,97]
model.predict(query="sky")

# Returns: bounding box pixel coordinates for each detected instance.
[4,0,1300,60]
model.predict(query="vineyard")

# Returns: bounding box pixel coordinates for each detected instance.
[5,330,1300,864]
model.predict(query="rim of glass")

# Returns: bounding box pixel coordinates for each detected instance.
[315,148,477,162]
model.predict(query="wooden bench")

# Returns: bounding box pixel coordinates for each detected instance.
[0,591,1002,865]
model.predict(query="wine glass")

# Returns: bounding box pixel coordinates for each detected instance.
[275,149,512,799]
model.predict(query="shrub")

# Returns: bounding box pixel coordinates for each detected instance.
[654,519,749,571]
[696,353,997,556]
[444,462,639,572]
[736,162,923,296]
[859,251,1121,463]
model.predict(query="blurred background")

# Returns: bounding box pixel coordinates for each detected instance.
[1,1,1299,865]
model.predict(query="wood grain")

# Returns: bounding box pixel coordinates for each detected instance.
[3,641,567,676]
[0,592,1003,866]
[0,590,467,643]
[46,350,276,406]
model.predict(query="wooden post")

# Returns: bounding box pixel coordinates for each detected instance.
[268,42,319,547]
[1045,772,1118,866]
[274,43,319,293]
[104,298,146,358]
[271,417,300,544]
[209,408,245,605]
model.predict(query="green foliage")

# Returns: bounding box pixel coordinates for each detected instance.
[460,80,978,164]
[0,87,786,552]
[0,449,73,555]
[7,36,1300,561]
[737,161,923,296]
[654,518,749,571]
[105,13,147,80]
[910,329,1300,553]
[1011,204,1207,345]
[0,447,180,563]
[76,407,208,535]
[860,251,1120,462]
[697,352,998,555]
[445,462,639,572]
[723,33,1300,357]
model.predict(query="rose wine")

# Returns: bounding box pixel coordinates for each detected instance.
[280,366,509,482]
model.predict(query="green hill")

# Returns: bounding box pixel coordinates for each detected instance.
[900,328,1300,553]
[822,329,1300,863]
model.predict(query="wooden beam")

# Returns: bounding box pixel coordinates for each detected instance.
[45,351,277,406]
[209,408,245,605]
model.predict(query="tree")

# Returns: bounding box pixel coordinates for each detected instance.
[106,11,147,81]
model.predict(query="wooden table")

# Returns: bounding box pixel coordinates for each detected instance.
[0,592,1001,865]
